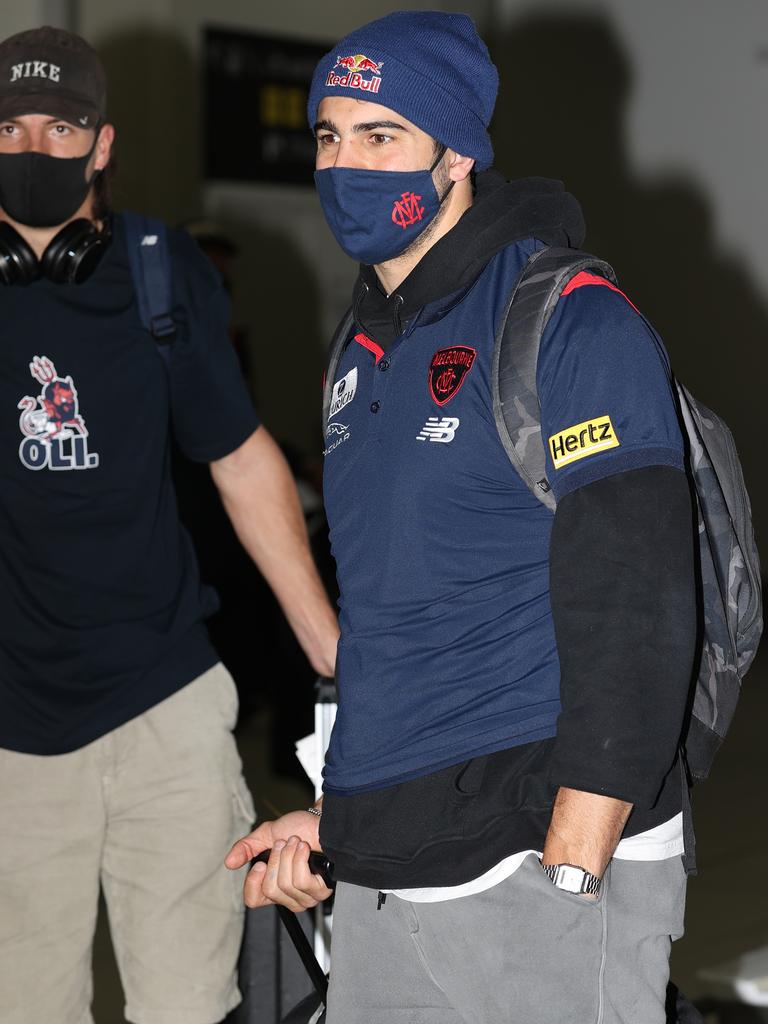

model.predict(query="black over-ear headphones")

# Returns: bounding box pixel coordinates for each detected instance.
[0,218,111,286]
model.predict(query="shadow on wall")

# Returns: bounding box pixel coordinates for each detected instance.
[215,213,327,454]
[96,26,327,454]
[97,27,201,223]
[490,11,768,561]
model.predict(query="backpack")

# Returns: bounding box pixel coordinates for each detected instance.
[322,245,763,785]
[492,245,762,783]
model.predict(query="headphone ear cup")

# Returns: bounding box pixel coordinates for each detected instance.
[41,218,109,284]
[0,221,40,285]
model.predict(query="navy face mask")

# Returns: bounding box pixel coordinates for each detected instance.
[315,157,450,265]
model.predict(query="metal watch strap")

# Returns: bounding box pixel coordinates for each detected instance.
[541,862,602,896]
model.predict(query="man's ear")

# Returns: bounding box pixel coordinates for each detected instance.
[94,122,115,171]
[446,150,476,182]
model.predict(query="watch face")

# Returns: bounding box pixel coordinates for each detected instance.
[556,865,585,893]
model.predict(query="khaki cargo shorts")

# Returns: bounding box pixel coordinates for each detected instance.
[0,662,255,1024]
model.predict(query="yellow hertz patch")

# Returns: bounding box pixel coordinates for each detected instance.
[549,415,620,469]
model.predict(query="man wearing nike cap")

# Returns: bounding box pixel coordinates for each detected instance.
[0,27,113,247]
[0,26,339,1024]
[227,11,697,1023]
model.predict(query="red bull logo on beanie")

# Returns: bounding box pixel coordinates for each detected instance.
[17,355,99,471]
[326,53,383,94]
[334,53,383,74]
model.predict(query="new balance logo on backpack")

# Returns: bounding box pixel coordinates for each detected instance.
[122,212,177,358]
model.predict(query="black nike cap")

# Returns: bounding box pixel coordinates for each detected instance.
[0,26,106,128]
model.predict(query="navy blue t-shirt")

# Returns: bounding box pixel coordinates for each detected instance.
[0,215,259,754]
[322,239,684,795]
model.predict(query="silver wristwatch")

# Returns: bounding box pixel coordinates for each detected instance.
[541,862,602,896]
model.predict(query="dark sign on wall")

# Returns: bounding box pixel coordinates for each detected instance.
[204,26,330,186]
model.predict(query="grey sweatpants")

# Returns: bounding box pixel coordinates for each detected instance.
[326,852,687,1024]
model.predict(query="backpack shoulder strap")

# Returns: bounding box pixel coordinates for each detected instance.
[322,308,355,432]
[120,211,177,353]
[492,246,617,510]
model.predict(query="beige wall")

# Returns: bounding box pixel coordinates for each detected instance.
[0,0,74,36]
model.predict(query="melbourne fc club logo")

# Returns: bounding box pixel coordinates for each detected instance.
[392,192,424,230]
[325,53,383,94]
[428,346,477,406]
[17,355,99,471]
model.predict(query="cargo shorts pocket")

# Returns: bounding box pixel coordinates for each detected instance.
[233,773,256,832]
[228,775,257,912]
[211,663,240,732]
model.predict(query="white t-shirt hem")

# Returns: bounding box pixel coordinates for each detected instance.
[384,812,684,903]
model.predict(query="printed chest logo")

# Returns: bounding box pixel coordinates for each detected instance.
[428,346,476,406]
[326,53,383,94]
[17,355,99,472]
[417,416,460,443]
[323,420,351,457]
[549,415,619,469]
[328,367,358,420]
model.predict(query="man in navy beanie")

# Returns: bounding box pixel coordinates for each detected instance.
[228,11,698,1022]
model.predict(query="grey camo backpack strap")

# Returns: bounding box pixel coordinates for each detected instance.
[322,309,355,433]
[491,246,617,510]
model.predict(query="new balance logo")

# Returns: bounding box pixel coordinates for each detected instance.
[416,416,460,443]
[141,235,158,246]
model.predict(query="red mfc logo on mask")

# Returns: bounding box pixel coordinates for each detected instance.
[392,192,425,229]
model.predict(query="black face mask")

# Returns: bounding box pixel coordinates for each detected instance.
[0,140,97,228]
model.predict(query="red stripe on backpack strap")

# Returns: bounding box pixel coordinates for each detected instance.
[354,332,384,365]
[561,271,641,315]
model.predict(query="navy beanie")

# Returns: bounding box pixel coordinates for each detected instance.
[307,10,498,171]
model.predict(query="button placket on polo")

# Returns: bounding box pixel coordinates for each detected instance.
[366,347,394,438]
